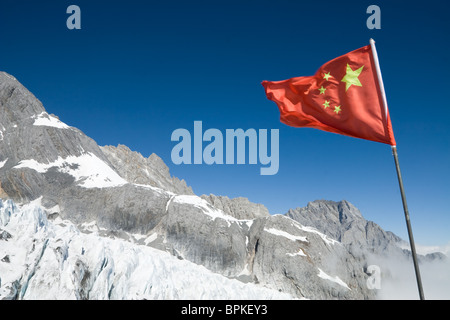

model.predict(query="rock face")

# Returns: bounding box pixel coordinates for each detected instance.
[0,73,108,201]
[200,194,270,220]
[286,200,404,255]
[101,144,194,196]
[0,71,443,300]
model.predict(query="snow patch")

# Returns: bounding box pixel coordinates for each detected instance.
[317,268,350,290]
[264,228,308,242]
[0,158,7,169]
[292,224,339,246]
[33,112,71,130]
[144,233,158,245]
[13,153,128,188]
[172,195,239,225]
[286,249,307,257]
[13,159,47,173]
[46,204,61,214]
[133,183,174,196]
[80,220,101,233]
[165,195,175,212]
[274,214,339,246]
[238,263,252,276]
[131,233,147,241]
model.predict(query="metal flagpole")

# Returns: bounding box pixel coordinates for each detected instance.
[369,38,425,300]
[391,146,425,300]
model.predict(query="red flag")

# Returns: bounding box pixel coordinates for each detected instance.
[262,45,396,145]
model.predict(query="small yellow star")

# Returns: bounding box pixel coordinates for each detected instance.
[334,105,342,114]
[318,86,326,94]
[323,100,330,109]
[323,72,332,81]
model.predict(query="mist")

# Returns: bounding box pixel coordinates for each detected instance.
[373,243,450,300]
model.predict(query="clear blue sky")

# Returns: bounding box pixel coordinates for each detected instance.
[1,0,449,246]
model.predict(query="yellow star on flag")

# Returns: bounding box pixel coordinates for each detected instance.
[334,105,342,114]
[341,64,364,92]
[318,86,326,94]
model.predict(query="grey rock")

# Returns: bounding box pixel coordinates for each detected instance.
[286,200,404,256]
[0,229,12,241]
[0,72,114,202]
[284,198,446,293]
[422,252,447,263]
[246,214,374,299]
[200,194,270,220]
[101,144,193,196]
[158,197,249,276]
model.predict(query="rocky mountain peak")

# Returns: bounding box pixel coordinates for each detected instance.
[0,72,45,126]
[304,199,363,223]
[287,200,364,241]
[100,144,194,195]
[200,194,270,220]
[286,199,405,257]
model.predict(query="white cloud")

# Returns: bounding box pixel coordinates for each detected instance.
[374,248,450,300]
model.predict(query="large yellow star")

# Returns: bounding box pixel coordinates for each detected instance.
[341,64,364,92]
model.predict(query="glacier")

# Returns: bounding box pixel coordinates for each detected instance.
[0,198,293,300]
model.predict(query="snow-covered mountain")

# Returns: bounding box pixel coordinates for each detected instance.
[0,71,445,300]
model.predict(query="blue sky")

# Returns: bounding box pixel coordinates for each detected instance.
[1,0,449,247]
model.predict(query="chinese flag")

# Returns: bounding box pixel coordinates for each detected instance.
[262,45,396,146]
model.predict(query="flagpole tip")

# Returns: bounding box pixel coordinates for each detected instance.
[370,38,375,45]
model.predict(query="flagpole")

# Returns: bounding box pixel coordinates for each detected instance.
[391,146,425,300]
[370,38,425,300]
